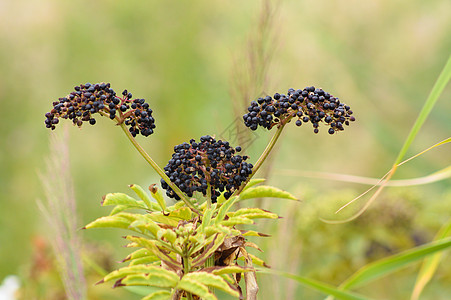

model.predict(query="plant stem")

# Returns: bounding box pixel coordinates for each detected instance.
[183,250,194,300]
[234,123,286,196]
[117,122,200,213]
[206,182,212,209]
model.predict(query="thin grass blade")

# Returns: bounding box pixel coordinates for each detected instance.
[410,219,451,300]
[257,268,372,300]
[339,237,451,290]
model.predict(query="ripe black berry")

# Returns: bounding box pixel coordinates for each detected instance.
[44,82,156,137]
[243,86,355,134]
[161,136,253,203]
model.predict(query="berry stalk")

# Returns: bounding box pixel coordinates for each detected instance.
[117,122,199,213]
[234,122,286,196]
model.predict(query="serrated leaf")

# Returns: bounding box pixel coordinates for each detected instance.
[126,215,164,238]
[122,272,178,288]
[204,224,234,238]
[101,193,142,207]
[84,214,135,230]
[246,253,270,268]
[149,184,167,211]
[184,272,239,297]
[220,216,254,227]
[238,185,298,201]
[129,184,161,211]
[242,178,266,191]
[241,230,271,237]
[168,207,192,221]
[122,248,154,263]
[141,290,172,300]
[228,208,278,220]
[110,204,133,215]
[215,196,239,224]
[177,278,216,300]
[123,286,162,297]
[123,248,150,261]
[102,265,178,285]
[199,205,216,233]
[192,234,226,268]
[202,265,252,275]
[147,214,179,227]
[125,236,182,267]
[129,257,160,266]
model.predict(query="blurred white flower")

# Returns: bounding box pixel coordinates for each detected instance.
[0,276,20,300]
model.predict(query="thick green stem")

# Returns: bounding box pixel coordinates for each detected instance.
[183,251,194,300]
[117,122,199,213]
[234,123,286,196]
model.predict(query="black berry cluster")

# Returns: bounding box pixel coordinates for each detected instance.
[161,136,253,203]
[44,83,156,137]
[243,86,355,134]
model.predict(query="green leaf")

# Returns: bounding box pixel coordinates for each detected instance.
[147,213,179,227]
[123,248,152,261]
[340,237,451,290]
[149,184,167,211]
[102,265,178,285]
[122,273,178,288]
[141,290,172,300]
[238,185,298,201]
[258,268,371,300]
[220,216,254,227]
[110,204,134,215]
[242,178,266,191]
[123,286,163,297]
[202,265,252,275]
[199,204,216,233]
[101,193,144,207]
[129,257,160,266]
[122,248,158,265]
[241,230,271,237]
[228,208,278,220]
[168,207,192,221]
[129,184,161,211]
[204,225,235,238]
[192,234,226,268]
[245,253,270,268]
[84,213,136,230]
[177,277,217,300]
[183,272,239,297]
[215,196,239,224]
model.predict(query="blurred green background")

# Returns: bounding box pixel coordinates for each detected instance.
[1,0,450,299]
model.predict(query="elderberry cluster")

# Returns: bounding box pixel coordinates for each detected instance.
[44,83,156,137]
[161,136,253,203]
[243,86,355,134]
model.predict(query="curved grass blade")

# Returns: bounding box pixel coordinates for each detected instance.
[257,268,371,300]
[339,237,451,290]
[410,219,451,300]
[278,163,451,187]
[322,55,451,222]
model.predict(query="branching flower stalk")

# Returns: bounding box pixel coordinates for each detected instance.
[117,120,198,212]
[234,122,286,196]
[45,82,355,300]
